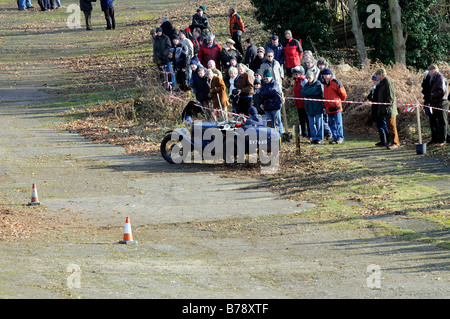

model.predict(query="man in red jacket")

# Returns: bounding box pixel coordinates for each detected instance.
[292,66,309,138]
[198,33,222,70]
[282,30,303,77]
[322,68,347,144]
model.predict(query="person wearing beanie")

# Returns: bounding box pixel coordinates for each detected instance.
[317,59,332,84]
[244,106,264,126]
[374,69,400,149]
[322,68,347,144]
[263,69,272,78]
[367,74,389,147]
[259,67,284,134]
[422,64,449,146]
[292,66,310,138]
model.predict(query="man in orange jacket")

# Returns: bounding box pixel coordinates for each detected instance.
[322,68,347,144]
[229,6,245,55]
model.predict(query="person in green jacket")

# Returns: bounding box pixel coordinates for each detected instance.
[374,68,399,149]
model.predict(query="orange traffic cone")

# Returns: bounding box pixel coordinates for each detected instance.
[27,183,41,206]
[119,217,137,244]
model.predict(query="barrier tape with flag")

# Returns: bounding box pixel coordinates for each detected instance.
[168,94,450,119]
[283,96,450,114]
[162,65,449,116]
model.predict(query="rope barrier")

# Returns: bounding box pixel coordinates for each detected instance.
[283,96,450,113]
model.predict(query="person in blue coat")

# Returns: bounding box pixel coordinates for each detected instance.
[100,0,115,30]
[259,69,284,134]
[301,70,325,144]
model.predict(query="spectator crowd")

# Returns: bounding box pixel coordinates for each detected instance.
[148,5,448,148]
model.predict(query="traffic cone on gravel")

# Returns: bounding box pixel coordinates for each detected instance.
[119,217,137,244]
[27,183,41,206]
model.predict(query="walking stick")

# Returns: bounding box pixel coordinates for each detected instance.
[217,93,227,121]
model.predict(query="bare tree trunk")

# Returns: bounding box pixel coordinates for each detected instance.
[347,0,367,64]
[388,0,407,64]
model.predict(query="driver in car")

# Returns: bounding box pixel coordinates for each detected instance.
[243,106,263,126]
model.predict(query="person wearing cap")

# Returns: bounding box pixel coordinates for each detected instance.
[191,7,210,36]
[292,66,310,138]
[301,71,325,144]
[197,33,222,70]
[282,30,303,77]
[206,69,228,117]
[322,68,347,144]
[233,63,254,115]
[422,64,449,146]
[228,6,245,55]
[244,107,264,126]
[249,47,265,73]
[259,69,284,134]
[373,68,399,149]
[367,74,389,147]
[220,38,243,74]
[265,35,285,67]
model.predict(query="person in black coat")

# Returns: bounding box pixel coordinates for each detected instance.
[160,17,177,41]
[192,67,211,108]
[249,47,265,73]
[80,0,95,30]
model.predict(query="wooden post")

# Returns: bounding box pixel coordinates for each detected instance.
[293,125,301,155]
[416,104,422,144]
